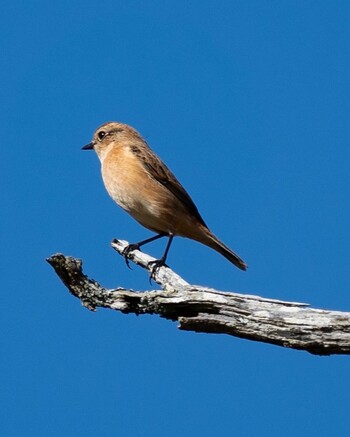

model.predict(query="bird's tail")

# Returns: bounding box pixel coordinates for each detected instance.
[195,225,247,271]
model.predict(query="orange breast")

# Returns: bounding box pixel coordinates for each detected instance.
[101,146,181,233]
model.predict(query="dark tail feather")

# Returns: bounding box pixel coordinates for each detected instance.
[198,227,247,271]
[215,240,247,270]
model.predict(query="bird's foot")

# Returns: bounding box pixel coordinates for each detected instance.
[122,243,140,269]
[147,258,168,283]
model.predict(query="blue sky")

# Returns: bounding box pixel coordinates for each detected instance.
[2,1,350,435]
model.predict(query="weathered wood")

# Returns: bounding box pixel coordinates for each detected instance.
[46,239,350,356]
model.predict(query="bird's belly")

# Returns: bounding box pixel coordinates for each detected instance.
[102,168,177,234]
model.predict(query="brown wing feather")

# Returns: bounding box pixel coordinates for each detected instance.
[130,144,207,227]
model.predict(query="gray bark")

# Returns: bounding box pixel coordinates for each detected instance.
[46,239,350,356]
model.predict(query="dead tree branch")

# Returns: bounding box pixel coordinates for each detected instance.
[46,239,350,356]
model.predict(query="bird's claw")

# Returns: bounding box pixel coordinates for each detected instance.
[122,244,140,270]
[147,259,167,283]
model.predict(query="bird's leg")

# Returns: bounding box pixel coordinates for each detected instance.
[148,234,174,278]
[122,233,167,269]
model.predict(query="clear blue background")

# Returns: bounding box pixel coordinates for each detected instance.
[2,1,350,436]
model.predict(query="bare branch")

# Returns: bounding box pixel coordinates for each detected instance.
[47,239,350,356]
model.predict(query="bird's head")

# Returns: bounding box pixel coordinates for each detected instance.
[82,122,143,161]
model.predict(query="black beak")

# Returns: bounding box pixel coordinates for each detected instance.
[82,142,94,150]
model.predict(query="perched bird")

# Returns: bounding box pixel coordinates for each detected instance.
[82,122,247,272]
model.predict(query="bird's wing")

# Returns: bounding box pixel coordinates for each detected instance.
[130,144,207,227]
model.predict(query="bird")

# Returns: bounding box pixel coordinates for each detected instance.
[82,122,247,272]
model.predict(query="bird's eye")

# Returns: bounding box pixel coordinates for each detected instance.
[97,131,106,140]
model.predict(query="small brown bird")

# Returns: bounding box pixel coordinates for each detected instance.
[82,122,247,271]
